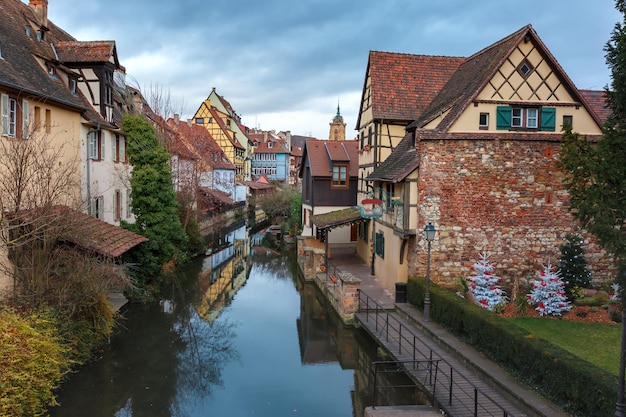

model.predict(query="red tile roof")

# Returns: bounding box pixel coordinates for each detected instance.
[302,139,359,178]
[56,40,118,64]
[254,140,290,154]
[360,51,464,127]
[409,25,603,131]
[580,90,610,126]
[11,206,148,258]
[208,107,245,150]
[167,118,235,171]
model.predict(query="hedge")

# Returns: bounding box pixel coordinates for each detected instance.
[407,277,617,417]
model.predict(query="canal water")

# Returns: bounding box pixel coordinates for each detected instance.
[49,223,418,417]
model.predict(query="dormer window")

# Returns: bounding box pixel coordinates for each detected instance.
[268,142,273,148]
[331,164,348,188]
[47,63,57,78]
[69,78,77,95]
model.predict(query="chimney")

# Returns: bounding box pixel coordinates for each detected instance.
[174,114,180,124]
[29,0,48,28]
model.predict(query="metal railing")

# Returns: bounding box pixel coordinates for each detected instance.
[371,359,440,409]
[357,290,517,417]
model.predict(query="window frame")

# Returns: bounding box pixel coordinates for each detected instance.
[331,164,348,188]
[479,112,489,129]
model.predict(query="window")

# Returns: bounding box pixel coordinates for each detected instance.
[88,130,104,160]
[479,113,489,129]
[375,232,385,258]
[562,115,573,129]
[496,106,556,131]
[34,106,41,131]
[104,71,113,106]
[1,95,30,138]
[195,118,204,124]
[268,142,273,148]
[517,60,534,78]
[332,164,348,188]
[69,78,77,95]
[115,190,122,221]
[45,109,51,133]
[112,135,118,162]
[91,196,104,220]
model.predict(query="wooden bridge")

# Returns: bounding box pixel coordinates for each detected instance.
[355,291,531,417]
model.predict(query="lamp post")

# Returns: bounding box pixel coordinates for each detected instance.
[423,222,436,322]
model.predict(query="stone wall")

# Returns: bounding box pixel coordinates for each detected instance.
[411,138,614,290]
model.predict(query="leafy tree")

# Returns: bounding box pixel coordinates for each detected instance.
[557,234,592,299]
[121,114,188,292]
[558,2,626,413]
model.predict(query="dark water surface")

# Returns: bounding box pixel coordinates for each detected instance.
[49,226,419,417]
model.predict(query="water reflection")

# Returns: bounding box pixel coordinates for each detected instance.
[49,222,417,417]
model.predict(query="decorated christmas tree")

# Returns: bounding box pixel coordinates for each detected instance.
[527,262,572,316]
[466,252,506,310]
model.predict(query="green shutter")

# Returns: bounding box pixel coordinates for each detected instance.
[541,107,556,131]
[496,106,511,130]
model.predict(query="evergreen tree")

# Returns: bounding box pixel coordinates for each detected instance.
[558,234,592,299]
[466,252,506,311]
[558,4,626,410]
[121,114,188,291]
[527,262,572,317]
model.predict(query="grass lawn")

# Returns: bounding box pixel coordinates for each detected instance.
[510,318,621,376]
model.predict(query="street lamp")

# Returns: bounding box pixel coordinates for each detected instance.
[423,222,436,322]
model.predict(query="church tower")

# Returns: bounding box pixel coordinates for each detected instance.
[329,102,346,141]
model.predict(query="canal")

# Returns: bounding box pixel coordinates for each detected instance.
[49,223,418,417]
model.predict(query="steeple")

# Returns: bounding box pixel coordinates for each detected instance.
[329,100,346,141]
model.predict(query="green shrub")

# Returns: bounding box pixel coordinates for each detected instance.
[0,307,70,416]
[407,277,617,417]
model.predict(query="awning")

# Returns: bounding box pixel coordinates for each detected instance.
[310,207,365,230]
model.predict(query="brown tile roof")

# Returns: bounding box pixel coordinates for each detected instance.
[0,0,85,110]
[11,205,148,258]
[409,25,601,131]
[254,140,290,154]
[67,210,148,257]
[200,187,236,205]
[359,51,464,127]
[367,132,418,182]
[243,180,275,191]
[208,107,245,150]
[167,118,235,171]
[302,139,359,178]
[580,89,610,126]
[56,40,118,64]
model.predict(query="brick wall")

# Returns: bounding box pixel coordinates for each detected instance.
[411,138,614,290]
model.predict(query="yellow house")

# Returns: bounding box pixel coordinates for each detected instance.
[357,25,610,293]
[0,0,141,295]
[193,93,248,182]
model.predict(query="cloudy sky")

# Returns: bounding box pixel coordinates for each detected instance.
[45,0,621,139]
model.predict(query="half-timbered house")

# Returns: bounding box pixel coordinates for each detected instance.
[357,25,612,293]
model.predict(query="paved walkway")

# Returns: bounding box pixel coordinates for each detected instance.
[328,247,570,417]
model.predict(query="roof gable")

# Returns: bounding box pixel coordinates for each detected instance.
[357,51,464,128]
[411,24,603,131]
[302,139,359,178]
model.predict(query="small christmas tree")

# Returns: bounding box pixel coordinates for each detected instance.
[557,234,592,300]
[466,252,506,311]
[527,262,572,316]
